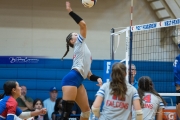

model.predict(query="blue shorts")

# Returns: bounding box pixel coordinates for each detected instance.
[61,69,84,88]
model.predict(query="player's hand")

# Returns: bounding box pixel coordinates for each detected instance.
[39,108,47,115]
[96,78,103,87]
[66,1,72,13]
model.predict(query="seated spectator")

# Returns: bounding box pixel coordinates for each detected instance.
[33,98,48,120]
[43,87,58,120]
[51,98,62,120]
[16,85,34,111]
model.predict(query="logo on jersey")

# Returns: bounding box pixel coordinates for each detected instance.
[143,95,153,109]
[105,95,128,109]
[112,95,125,101]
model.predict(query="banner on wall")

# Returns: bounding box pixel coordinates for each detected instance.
[0,56,46,64]
[103,60,119,83]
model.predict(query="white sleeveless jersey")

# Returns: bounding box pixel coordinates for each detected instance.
[142,92,165,120]
[96,81,140,120]
[71,34,92,79]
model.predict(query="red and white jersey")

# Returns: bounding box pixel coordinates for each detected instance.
[96,81,140,120]
[142,93,165,120]
[72,34,92,79]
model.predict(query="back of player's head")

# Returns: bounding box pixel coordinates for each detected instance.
[110,62,127,99]
[0,80,17,99]
[138,76,166,106]
[111,62,126,81]
[66,32,74,48]
[138,76,153,91]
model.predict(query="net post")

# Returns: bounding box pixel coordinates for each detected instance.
[110,28,115,60]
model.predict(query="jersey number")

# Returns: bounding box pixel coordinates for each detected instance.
[143,95,151,103]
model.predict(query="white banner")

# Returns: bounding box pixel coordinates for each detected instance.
[131,18,180,32]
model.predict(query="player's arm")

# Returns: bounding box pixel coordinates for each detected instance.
[87,71,103,86]
[91,96,103,118]
[156,108,163,120]
[133,99,143,120]
[66,1,86,38]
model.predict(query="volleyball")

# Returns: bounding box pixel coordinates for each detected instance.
[82,0,97,8]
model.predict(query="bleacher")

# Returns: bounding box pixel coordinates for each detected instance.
[0,59,176,105]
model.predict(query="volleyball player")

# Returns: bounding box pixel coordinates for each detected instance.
[0,80,47,120]
[91,63,143,120]
[138,76,166,120]
[60,1,102,120]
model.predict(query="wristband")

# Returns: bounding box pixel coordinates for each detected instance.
[69,11,83,24]
[90,75,100,82]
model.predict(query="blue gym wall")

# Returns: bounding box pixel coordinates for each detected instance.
[0,58,175,105]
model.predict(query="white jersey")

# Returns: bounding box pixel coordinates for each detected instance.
[72,34,92,79]
[142,92,165,120]
[96,81,140,120]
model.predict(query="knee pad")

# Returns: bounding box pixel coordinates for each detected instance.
[80,110,90,118]
[60,100,75,120]
[177,90,180,104]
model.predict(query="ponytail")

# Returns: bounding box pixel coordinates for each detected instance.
[61,43,70,60]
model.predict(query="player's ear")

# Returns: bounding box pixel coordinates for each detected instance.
[11,88,16,94]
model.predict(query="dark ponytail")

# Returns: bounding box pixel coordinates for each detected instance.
[61,43,70,60]
[61,33,74,60]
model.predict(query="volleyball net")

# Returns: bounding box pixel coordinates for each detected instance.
[108,18,180,120]
[110,18,180,101]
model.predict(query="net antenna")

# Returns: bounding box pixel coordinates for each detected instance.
[110,27,130,81]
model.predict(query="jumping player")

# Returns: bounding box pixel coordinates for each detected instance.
[60,1,102,120]
[91,63,143,120]
[0,80,47,120]
[138,76,166,120]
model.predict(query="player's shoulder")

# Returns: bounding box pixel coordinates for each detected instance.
[127,83,138,93]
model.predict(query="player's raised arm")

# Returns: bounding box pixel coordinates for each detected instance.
[66,1,87,38]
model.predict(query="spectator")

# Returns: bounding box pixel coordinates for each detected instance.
[52,98,62,120]
[43,87,58,120]
[33,98,48,120]
[129,64,138,89]
[16,85,34,111]
[138,76,166,120]
[91,63,142,120]
[0,80,47,120]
